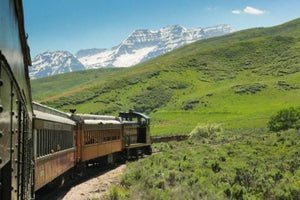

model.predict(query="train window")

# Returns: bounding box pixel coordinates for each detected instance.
[83,131,85,144]
[36,127,74,158]
[48,130,51,154]
[43,130,46,156]
[92,131,96,143]
[39,130,42,156]
[44,129,47,155]
[37,130,39,157]
[46,129,49,155]
[57,130,60,150]
[37,130,40,157]
[42,130,45,155]
[60,130,63,150]
[85,131,88,145]
[44,129,47,156]
[82,128,121,145]
[97,131,100,143]
[84,130,95,145]
[50,129,53,153]
[48,129,50,154]
[42,130,45,156]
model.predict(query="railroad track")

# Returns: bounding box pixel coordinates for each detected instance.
[35,162,125,200]
[151,135,189,143]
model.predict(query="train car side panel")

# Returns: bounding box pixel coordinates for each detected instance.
[35,149,75,190]
[0,0,32,118]
[72,115,123,163]
[0,0,33,197]
[81,145,98,161]
[33,104,76,191]
[0,61,14,199]
[0,59,33,200]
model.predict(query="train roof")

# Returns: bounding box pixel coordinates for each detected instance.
[34,110,76,125]
[70,113,121,124]
[33,102,71,118]
[83,119,121,125]
[119,111,150,120]
[33,102,75,125]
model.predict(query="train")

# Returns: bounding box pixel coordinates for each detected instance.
[0,1,151,199]
[33,102,152,192]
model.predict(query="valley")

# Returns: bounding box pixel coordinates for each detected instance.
[30,18,300,200]
[31,18,300,136]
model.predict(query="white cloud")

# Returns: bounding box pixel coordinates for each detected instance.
[243,6,265,15]
[232,10,242,14]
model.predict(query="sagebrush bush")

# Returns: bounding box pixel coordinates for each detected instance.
[268,107,300,132]
[189,124,223,140]
[106,186,129,200]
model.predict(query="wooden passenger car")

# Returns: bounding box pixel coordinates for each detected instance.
[0,0,34,199]
[71,114,123,163]
[33,102,76,191]
[119,111,152,156]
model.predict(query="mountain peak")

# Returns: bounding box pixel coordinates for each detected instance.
[30,50,85,79]
[161,24,186,32]
[31,23,235,78]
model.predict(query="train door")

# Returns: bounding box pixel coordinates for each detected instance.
[137,126,147,143]
[16,100,33,200]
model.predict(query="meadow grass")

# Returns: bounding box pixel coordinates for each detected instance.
[107,128,300,200]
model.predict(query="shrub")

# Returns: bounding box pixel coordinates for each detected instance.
[106,186,129,200]
[189,124,222,140]
[268,107,300,132]
[232,83,267,95]
[211,162,221,173]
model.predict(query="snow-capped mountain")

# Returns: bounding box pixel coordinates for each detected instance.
[30,51,85,79]
[77,24,235,69]
[30,24,235,78]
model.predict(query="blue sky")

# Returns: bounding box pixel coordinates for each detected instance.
[23,0,300,57]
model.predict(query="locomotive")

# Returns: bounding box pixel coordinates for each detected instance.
[0,1,152,199]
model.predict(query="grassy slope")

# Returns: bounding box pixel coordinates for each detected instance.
[31,18,300,136]
[31,67,123,101]
[108,129,300,199]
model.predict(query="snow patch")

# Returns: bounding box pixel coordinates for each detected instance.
[113,46,157,67]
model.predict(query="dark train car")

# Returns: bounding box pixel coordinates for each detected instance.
[119,111,152,157]
[0,0,34,199]
[71,114,123,164]
[32,102,76,191]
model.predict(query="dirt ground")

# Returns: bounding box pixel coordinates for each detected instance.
[61,164,126,200]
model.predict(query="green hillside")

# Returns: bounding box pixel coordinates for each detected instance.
[31,18,300,136]
[111,129,300,199]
